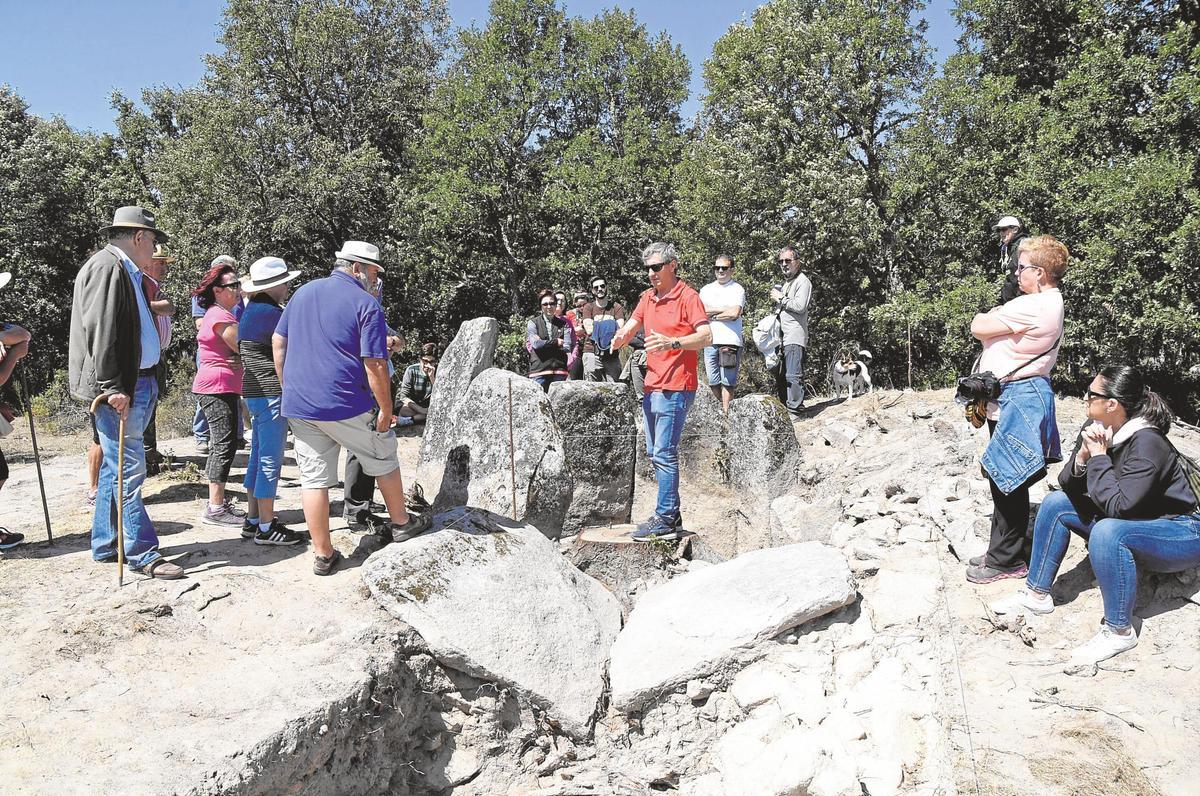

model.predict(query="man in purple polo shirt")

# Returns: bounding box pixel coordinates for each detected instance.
[272,241,429,576]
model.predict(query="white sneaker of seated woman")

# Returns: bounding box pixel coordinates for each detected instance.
[990,588,1054,617]
[1068,624,1138,667]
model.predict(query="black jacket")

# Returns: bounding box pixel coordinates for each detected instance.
[528,314,568,374]
[999,232,1028,303]
[68,246,142,402]
[1059,422,1197,520]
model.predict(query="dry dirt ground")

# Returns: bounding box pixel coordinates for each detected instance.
[1,389,1198,795]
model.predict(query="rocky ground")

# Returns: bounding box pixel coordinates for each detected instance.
[1,387,1198,795]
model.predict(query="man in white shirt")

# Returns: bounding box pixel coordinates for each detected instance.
[699,255,746,413]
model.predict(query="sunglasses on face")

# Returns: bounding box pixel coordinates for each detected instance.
[216,281,241,290]
[777,257,795,265]
[592,283,606,290]
[1085,389,1114,402]
[714,266,731,273]
[540,301,555,307]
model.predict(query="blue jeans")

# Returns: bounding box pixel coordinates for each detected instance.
[642,390,695,524]
[777,344,805,412]
[92,375,161,570]
[703,346,741,387]
[532,374,567,392]
[243,396,287,500]
[1028,490,1200,629]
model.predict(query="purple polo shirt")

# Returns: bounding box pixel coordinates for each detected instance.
[276,270,389,421]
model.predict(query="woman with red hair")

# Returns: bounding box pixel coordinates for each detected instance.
[192,261,246,529]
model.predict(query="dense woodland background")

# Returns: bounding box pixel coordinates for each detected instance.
[2,0,1199,419]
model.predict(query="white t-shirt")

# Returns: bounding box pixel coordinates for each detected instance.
[699,279,746,347]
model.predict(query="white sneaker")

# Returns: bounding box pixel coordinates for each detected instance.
[395,416,415,427]
[1068,624,1138,667]
[990,588,1054,617]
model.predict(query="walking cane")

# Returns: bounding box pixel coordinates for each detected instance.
[18,367,53,545]
[90,394,124,587]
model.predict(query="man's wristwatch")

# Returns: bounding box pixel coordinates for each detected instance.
[670,338,681,350]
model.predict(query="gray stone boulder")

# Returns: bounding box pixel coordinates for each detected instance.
[548,381,636,533]
[429,368,571,536]
[679,382,729,481]
[362,507,623,738]
[608,542,857,713]
[727,394,801,499]
[416,317,499,496]
[768,495,840,545]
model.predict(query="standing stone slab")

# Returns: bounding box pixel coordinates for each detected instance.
[416,317,499,497]
[362,508,622,738]
[609,542,857,713]
[431,369,571,536]
[679,380,729,482]
[549,381,636,533]
[727,394,801,499]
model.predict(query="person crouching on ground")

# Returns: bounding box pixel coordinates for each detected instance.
[192,261,248,528]
[992,366,1200,667]
[272,241,429,576]
[966,235,1067,584]
[611,242,711,542]
[397,343,437,423]
[527,289,573,391]
[237,257,303,546]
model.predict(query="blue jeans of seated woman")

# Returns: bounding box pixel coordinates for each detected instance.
[1028,489,1200,629]
[243,396,287,500]
[642,390,696,524]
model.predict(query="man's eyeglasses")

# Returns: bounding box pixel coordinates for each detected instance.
[777,257,795,265]
[1085,390,1114,402]
[540,301,556,307]
[646,261,668,272]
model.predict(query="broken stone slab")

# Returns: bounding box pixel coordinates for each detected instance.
[428,368,572,536]
[940,515,987,562]
[362,507,622,738]
[726,394,801,499]
[856,517,899,546]
[768,495,840,545]
[866,570,942,630]
[608,542,857,713]
[416,317,499,497]
[548,381,636,533]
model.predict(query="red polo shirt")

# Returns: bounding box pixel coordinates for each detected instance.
[632,279,709,392]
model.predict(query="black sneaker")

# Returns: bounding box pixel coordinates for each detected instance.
[0,528,25,551]
[254,519,304,546]
[345,509,388,534]
[241,519,259,540]
[390,512,432,543]
[313,549,343,576]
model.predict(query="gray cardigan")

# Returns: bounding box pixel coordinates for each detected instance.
[69,246,143,403]
[779,271,812,347]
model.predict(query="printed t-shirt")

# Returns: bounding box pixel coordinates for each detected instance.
[276,269,388,421]
[978,288,1063,381]
[193,305,243,395]
[631,279,709,392]
[581,300,625,353]
[698,279,746,347]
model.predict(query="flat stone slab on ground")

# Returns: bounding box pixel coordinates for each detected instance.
[363,507,622,738]
[608,542,857,713]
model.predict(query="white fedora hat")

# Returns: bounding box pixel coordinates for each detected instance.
[335,240,385,272]
[992,215,1022,230]
[0,272,11,291]
[241,256,300,293]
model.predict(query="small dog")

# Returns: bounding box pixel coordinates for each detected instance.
[830,348,874,399]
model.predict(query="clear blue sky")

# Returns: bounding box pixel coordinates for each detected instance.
[0,0,959,133]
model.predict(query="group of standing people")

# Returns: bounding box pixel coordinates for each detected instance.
[67,207,433,579]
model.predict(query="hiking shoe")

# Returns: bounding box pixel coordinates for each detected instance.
[141,558,185,580]
[241,519,259,539]
[990,588,1054,617]
[345,509,388,534]
[969,555,984,567]
[0,528,25,551]
[966,562,1028,584]
[86,489,97,508]
[632,516,682,542]
[1068,624,1138,668]
[202,503,245,527]
[390,513,432,543]
[395,416,415,427]
[222,498,247,518]
[313,549,343,576]
[196,440,209,455]
[254,519,304,546]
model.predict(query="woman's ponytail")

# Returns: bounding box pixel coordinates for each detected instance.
[1098,365,1174,433]
[1139,388,1173,433]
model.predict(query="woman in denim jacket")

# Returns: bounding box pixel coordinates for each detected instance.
[991,366,1200,667]
[967,236,1068,584]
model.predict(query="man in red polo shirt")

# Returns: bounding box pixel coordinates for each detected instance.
[611,242,712,541]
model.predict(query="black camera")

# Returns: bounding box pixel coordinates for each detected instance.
[955,371,1002,405]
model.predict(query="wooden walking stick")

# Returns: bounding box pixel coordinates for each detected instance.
[18,367,53,545]
[90,394,125,587]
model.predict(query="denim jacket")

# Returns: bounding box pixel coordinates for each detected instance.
[980,376,1062,494]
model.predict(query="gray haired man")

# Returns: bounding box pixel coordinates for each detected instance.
[769,245,812,417]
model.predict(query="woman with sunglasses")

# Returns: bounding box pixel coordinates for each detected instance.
[527,289,574,391]
[992,366,1200,667]
[192,261,247,528]
[966,235,1067,584]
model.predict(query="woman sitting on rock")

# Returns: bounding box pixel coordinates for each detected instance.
[527,289,573,391]
[966,235,1067,584]
[992,366,1200,667]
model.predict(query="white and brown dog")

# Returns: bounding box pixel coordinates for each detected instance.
[830,348,873,399]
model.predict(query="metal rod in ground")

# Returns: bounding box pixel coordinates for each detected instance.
[19,368,53,545]
[508,379,517,520]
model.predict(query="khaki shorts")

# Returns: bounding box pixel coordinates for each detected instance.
[289,411,399,489]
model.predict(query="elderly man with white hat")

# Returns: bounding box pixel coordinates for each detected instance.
[237,256,304,546]
[68,206,183,579]
[994,214,1027,304]
[272,241,429,575]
